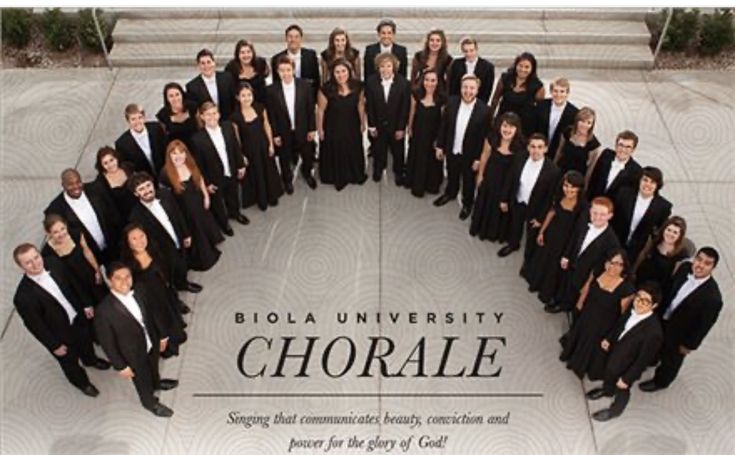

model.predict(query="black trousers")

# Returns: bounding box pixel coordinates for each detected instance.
[55,316,96,389]
[279,132,315,182]
[372,129,405,177]
[132,347,162,410]
[601,379,631,417]
[509,202,541,260]
[210,176,240,230]
[653,340,686,388]
[171,249,189,290]
[444,153,476,208]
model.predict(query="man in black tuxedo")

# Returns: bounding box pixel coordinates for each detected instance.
[12,244,110,397]
[447,37,494,103]
[586,130,643,202]
[546,196,620,313]
[586,282,664,421]
[498,133,561,258]
[433,74,490,220]
[94,262,178,417]
[271,24,321,98]
[45,168,122,263]
[266,55,318,192]
[639,247,724,392]
[128,172,202,296]
[365,52,411,184]
[114,104,166,179]
[185,48,237,120]
[191,102,249,236]
[363,19,408,81]
[612,166,672,263]
[532,78,578,160]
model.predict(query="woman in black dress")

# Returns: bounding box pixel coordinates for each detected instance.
[489,52,544,137]
[321,27,361,82]
[405,69,446,197]
[560,248,636,380]
[469,112,524,241]
[410,29,452,91]
[554,107,601,175]
[317,58,368,191]
[93,146,136,223]
[231,83,284,210]
[522,171,588,304]
[225,40,270,104]
[156,82,199,149]
[42,214,107,306]
[159,139,223,271]
[633,216,690,289]
[121,224,187,358]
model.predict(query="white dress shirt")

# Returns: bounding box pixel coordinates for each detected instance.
[29,271,77,324]
[628,193,653,243]
[606,158,629,189]
[381,77,393,102]
[64,192,106,250]
[465,58,477,76]
[548,102,565,143]
[664,273,710,320]
[618,310,654,340]
[288,50,302,78]
[202,74,219,104]
[579,223,606,256]
[131,127,154,168]
[517,157,544,204]
[111,290,153,352]
[143,198,179,248]
[282,80,296,130]
[380,44,393,55]
[206,125,232,177]
[452,100,476,155]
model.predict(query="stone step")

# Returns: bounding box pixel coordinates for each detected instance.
[112,17,650,45]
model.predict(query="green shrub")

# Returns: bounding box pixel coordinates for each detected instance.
[698,9,734,56]
[1,8,34,47]
[41,8,77,51]
[78,8,112,52]
[662,8,700,52]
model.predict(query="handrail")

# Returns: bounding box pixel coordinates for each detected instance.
[92,8,113,70]
[653,7,674,67]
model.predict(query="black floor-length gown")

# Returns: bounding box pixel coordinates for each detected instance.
[634,247,689,289]
[94,171,136,224]
[496,75,543,137]
[559,277,635,380]
[469,149,515,241]
[556,129,600,175]
[231,105,284,210]
[159,173,223,271]
[238,74,268,105]
[405,102,443,197]
[156,101,199,149]
[319,89,367,191]
[523,198,588,303]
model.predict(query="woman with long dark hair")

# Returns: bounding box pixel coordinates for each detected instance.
[410,29,452,90]
[633,216,690,289]
[156,82,199,148]
[320,27,361,82]
[93,146,135,223]
[225,40,270,104]
[489,52,545,136]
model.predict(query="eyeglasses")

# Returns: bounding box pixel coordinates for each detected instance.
[634,294,653,305]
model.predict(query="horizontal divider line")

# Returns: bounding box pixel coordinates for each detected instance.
[193,393,543,398]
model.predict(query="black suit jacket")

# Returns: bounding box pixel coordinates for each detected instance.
[657,262,723,351]
[114,123,167,178]
[604,309,663,385]
[190,122,245,187]
[612,187,672,261]
[271,48,320,97]
[185,71,237,119]
[129,188,190,258]
[13,257,87,353]
[364,74,411,133]
[447,57,495,103]
[533,100,578,160]
[44,185,122,261]
[266,78,316,145]
[563,219,621,290]
[436,96,490,162]
[502,154,561,222]
[363,42,409,80]
[587,149,643,202]
[94,287,168,371]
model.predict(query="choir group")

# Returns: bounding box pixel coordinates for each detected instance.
[12,19,724,422]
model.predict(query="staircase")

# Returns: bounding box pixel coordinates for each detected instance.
[108,8,655,70]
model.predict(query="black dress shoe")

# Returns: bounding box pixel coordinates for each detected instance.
[285,182,294,194]
[497,245,518,257]
[585,388,610,400]
[639,380,664,392]
[223,226,234,236]
[185,282,202,293]
[158,379,179,391]
[433,195,452,207]
[592,409,619,422]
[87,358,111,370]
[149,403,174,417]
[235,214,250,225]
[305,176,317,189]
[544,304,564,314]
[459,207,472,220]
[79,384,100,397]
